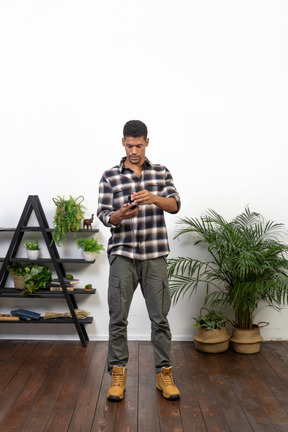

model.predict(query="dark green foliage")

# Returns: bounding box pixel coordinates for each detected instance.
[168,207,288,329]
[8,263,26,276]
[8,264,52,296]
[193,308,227,330]
[85,283,93,289]
[51,195,86,246]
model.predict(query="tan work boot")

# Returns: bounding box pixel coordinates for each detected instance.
[156,366,180,400]
[107,366,127,401]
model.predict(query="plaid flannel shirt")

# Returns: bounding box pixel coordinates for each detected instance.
[97,157,181,260]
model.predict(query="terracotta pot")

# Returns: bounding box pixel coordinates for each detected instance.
[230,325,263,354]
[193,326,231,353]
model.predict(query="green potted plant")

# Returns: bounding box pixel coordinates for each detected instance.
[51,195,86,246]
[24,239,40,260]
[84,283,94,292]
[76,237,104,261]
[8,263,52,295]
[168,207,288,353]
[8,263,26,289]
[193,308,230,353]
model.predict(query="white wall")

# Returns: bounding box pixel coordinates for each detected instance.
[0,0,288,341]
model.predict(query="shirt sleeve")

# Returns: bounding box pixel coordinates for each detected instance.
[97,174,119,228]
[163,168,181,213]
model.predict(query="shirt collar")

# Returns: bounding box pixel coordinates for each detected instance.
[120,157,153,172]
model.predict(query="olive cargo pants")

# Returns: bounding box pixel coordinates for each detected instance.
[107,255,172,373]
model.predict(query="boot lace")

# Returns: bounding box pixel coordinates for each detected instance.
[161,371,175,387]
[111,371,124,387]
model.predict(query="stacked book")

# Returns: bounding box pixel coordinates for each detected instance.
[10,309,41,321]
[49,278,79,292]
[0,314,20,321]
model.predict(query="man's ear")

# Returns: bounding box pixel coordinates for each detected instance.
[145,138,149,147]
[122,138,125,147]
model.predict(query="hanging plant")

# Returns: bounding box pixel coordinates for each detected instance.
[51,195,86,246]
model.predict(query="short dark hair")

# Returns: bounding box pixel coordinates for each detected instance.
[123,120,148,140]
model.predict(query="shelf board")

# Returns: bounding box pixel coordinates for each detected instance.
[0,228,99,233]
[0,288,96,298]
[0,317,93,324]
[5,258,96,264]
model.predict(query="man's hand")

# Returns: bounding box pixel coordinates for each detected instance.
[109,203,139,225]
[130,190,156,205]
[131,190,178,213]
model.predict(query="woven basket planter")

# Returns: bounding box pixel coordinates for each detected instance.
[230,325,264,354]
[12,275,25,290]
[193,326,231,353]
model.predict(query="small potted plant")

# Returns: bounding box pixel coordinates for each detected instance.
[76,237,104,261]
[8,263,26,290]
[24,239,40,260]
[8,263,52,295]
[84,283,94,292]
[193,308,230,353]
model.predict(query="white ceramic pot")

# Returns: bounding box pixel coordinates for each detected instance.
[27,249,40,260]
[83,251,96,261]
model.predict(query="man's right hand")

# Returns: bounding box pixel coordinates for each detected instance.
[109,203,139,225]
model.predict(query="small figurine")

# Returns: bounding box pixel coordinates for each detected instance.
[83,214,94,230]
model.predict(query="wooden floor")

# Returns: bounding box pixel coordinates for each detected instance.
[0,340,288,432]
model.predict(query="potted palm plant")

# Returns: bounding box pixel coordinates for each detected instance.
[168,207,288,353]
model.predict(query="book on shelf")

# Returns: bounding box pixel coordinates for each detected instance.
[50,286,75,292]
[52,278,79,286]
[0,314,20,321]
[10,309,41,321]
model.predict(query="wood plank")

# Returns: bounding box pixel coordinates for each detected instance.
[0,340,32,392]
[248,344,288,415]
[91,351,119,432]
[0,340,287,431]
[20,341,81,432]
[173,342,207,432]
[44,341,96,432]
[222,350,284,431]
[138,341,161,432]
[157,341,184,432]
[115,341,138,432]
[68,341,108,432]
[183,343,230,432]
[0,341,55,431]
[203,348,253,432]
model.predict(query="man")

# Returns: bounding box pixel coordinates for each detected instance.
[97,120,181,401]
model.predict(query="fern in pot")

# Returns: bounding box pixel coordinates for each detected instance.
[51,195,86,246]
[168,207,288,353]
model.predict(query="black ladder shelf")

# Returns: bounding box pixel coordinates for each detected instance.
[0,195,99,347]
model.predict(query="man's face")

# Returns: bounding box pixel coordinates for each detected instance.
[122,136,149,166]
